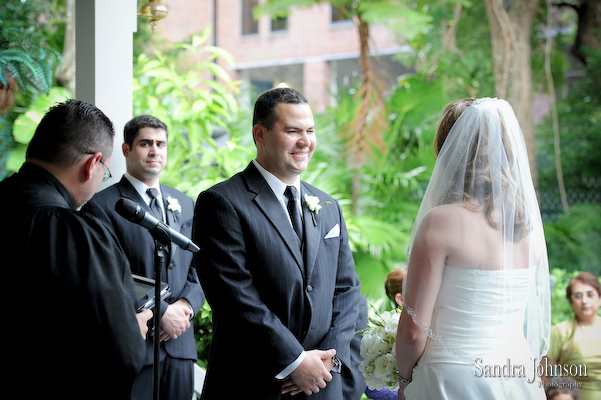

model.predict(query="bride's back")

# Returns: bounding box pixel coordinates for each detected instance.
[431,202,532,271]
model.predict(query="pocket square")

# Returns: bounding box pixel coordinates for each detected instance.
[324,224,340,239]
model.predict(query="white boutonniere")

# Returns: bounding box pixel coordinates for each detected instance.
[166,196,182,213]
[304,194,331,215]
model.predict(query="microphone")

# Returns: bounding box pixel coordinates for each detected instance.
[115,198,200,252]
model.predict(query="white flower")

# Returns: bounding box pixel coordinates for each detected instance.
[360,332,382,359]
[373,353,397,380]
[358,307,402,391]
[166,196,182,213]
[304,194,331,215]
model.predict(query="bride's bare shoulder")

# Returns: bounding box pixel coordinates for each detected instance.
[424,203,471,222]
[417,204,471,237]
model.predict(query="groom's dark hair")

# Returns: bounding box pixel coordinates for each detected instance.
[252,87,308,132]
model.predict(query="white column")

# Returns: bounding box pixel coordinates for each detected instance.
[75,0,137,190]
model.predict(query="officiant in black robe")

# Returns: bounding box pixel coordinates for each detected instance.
[0,100,150,400]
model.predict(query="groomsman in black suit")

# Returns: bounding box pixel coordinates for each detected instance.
[192,87,362,399]
[85,115,205,400]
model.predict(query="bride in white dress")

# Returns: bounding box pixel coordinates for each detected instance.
[395,98,551,399]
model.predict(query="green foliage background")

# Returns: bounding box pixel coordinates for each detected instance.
[1,0,599,372]
[0,0,65,179]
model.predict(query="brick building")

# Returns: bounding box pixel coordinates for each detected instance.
[153,0,410,111]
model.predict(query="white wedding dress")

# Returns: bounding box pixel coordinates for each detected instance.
[403,265,546,399]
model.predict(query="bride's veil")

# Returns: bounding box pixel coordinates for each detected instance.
[402,98,551,361]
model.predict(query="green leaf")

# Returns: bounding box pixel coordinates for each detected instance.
[12,86,71,144]
[6,145,26,172]
[13,110,44,143]
[203,46,237,66]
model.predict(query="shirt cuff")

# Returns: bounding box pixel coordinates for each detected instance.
[182,299,194,320]
[275,351,306,380]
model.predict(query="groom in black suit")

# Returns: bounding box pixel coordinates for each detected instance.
[85,115,205,400]
[192,88,362,399]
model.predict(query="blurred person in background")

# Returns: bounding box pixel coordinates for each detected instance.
[364,267,407,400]
[385,267,407,308]
[545,377,580,400]
[543,272,601,400]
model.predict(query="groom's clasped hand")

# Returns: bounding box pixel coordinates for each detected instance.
[281,349,337,396]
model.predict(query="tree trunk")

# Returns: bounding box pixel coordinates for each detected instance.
[346,15,386,215]
[483,0,540,188]
[544,0,569,212]
[351,17,371,216]
[572,0,601,63]
[55,0,76,96]
[441,3,464,55]
[0,75,18,114]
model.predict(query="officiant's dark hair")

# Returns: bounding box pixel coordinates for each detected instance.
[252,87,308,132]
[27,99,114,166]
[124,115,168,148]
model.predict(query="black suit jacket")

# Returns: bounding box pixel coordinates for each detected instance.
[3,163,146,399]
[85,177,205,363]
[192,162,361,399]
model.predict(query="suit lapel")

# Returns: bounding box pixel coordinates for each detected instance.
[118,178,176,229]
[301,185,321,279]
[117,177,150,212]
[118,177,174,265]
[243,164,304,273]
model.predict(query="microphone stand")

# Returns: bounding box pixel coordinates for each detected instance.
[115,198,201,400]
[148,224,171,400]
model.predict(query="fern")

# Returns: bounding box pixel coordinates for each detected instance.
[1,47,54,92]
[0,26,59,93]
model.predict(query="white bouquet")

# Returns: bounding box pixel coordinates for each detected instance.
[358,308,401,391]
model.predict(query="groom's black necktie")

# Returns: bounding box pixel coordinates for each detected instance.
[284,186,303,246]
[147,188,163,222]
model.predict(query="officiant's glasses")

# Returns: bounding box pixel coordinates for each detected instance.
[85,151,112,182]
[98,159,112,182]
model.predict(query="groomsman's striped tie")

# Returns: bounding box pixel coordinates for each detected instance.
[147,188,163,222]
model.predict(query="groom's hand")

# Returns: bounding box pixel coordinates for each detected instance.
[283,349,336,396]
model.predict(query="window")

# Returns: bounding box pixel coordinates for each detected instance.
[331,4,352,23]
[242,0,259,35]
[251,80,274,98]
[271,16,288,32]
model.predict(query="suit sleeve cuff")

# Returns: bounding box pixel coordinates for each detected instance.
[275,351,305,380]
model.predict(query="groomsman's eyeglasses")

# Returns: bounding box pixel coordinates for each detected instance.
[85,151,112,182]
